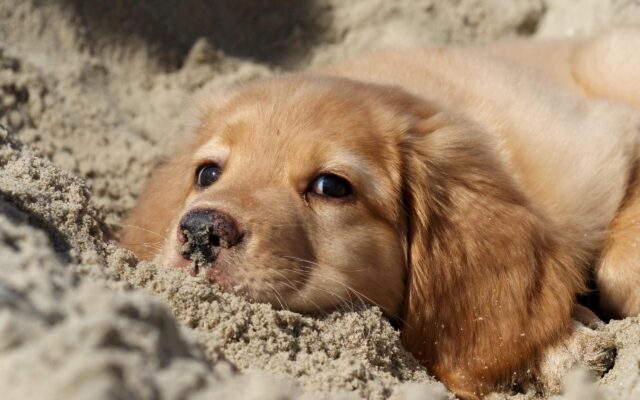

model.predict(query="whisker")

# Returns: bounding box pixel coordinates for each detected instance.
[267,269,303,293]
[279,256,372,307]
[279,261,410,326]
[265,281,286,310]
[120,241,164,250]
[269,223,306,228]
[277,265,368,313]
[271,272,327,312]
[116,223,166,239]
[289,258,397,298]
[240,254,409,327]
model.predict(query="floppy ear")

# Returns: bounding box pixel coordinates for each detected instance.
[398,110,587,397]
[120,144,195,260]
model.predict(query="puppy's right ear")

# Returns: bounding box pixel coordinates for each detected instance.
[120,144,195,260]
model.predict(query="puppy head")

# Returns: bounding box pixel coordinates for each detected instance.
[122,74,586,396]
[123,76,423,316]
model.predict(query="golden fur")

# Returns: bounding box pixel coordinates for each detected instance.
[121,29,640,398]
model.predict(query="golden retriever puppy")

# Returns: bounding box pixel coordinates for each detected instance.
[121,29,640,398]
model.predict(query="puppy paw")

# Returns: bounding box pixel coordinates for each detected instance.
[536,322,616,394]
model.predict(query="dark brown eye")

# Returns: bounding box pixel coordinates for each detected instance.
[195,164,221,187]
[310,174,353,198]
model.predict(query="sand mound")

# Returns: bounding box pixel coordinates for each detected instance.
[1,1,639,399]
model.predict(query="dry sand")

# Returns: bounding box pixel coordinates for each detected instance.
[0,1,639,399]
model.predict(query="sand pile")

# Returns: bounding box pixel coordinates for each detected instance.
[1,1,639,399]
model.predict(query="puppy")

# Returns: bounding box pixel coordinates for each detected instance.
[121,29,640,398]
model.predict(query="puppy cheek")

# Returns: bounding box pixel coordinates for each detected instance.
[350,229,405,316]
[314,223,405,315]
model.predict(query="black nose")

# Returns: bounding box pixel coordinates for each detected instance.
[178,209,242,263]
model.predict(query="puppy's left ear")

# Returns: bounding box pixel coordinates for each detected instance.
[397,104,587,397]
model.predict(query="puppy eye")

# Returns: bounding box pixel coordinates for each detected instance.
[195,164,221,187]
[310,174,353,198]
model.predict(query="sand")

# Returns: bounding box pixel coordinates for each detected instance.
[0,1,639,399]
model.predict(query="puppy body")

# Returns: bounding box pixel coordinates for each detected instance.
[122,29,640,398]
[320,34,640,395]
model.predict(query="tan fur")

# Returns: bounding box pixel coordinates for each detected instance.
[121,29,640,398]
[399,115,586,397]
[597,160,640,319]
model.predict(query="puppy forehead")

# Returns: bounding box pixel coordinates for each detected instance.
[196,78,400,166]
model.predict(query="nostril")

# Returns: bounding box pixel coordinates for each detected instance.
[211,234,220,247]
[210,212,242,248]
